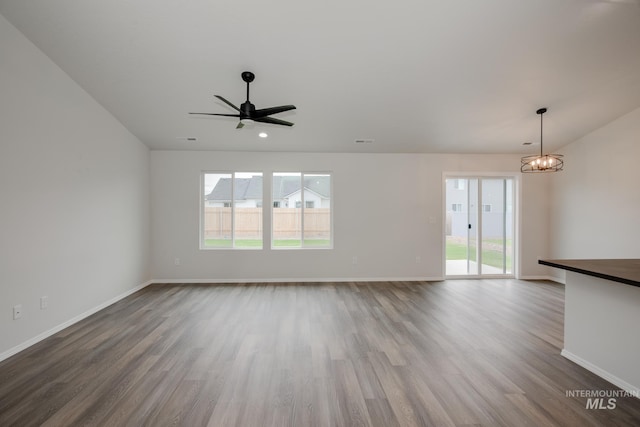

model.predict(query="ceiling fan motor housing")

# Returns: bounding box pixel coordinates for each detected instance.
[241,71,255,83]
[241,101,255,118]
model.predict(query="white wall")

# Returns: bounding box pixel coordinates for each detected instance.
[0,15,150,358]
[563,272,640,394]
[151,151,551,281]
[550,107,640,280]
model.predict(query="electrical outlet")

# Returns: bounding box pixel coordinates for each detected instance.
[352,256,358,265]
[416,256,422,264]
[13,304,22,320]
[40,296,49,309]
[174,258,181,266]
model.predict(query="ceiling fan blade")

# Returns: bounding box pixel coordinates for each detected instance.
[214,95,241,112]
[252,105,296,118]
[253,116,294,127]
[189,112,240,117]
[236,121,245,129]
[251,105,296,118]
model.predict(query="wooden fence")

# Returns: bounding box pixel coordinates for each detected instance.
[204,207,330,239]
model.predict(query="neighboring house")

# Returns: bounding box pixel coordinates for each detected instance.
[272,175,331,209]
[206,175,331,208]
[205,176,263,208]
[446,178,513,239]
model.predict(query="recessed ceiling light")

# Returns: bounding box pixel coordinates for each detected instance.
[259,132,268,138]
[354,139,374,144]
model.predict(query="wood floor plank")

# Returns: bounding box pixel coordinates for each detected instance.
[1,279,640,426]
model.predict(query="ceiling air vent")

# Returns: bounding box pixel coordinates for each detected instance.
[354,139,374,144]
[176,137,198,142]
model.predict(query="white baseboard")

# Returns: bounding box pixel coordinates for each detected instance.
[561,349,640,397]
[0,280,153,364]
[151,276,445,284]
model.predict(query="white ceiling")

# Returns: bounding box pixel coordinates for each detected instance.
[1,0,640,153]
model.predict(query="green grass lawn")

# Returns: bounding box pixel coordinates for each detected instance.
[204,239,330,248]
[446,238,512,271]
[446,242,476,261]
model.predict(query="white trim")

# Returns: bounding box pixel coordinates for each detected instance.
[445,274,516,280]
[0,280,153,363]
[441,176,447,277]
[561,349,640,398]
[151,277,445,284]
[477,179,483,271]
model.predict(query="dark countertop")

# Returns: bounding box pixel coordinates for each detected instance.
[539,259,640,288]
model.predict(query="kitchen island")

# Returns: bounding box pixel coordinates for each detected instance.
[539,259,640,394]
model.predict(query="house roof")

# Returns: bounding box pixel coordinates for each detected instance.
[206,176,262,201]
[273,175,330,199]
[207,175,330,201]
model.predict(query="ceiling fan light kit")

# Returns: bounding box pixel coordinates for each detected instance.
[189,71,296,129]
[521,108,564,173]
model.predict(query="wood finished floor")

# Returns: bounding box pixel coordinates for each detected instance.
[1,280,640,426]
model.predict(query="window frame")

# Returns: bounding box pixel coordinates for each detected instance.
[200,171,264,250]
[271,171,333,250]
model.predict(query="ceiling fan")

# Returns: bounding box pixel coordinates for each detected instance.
[190,71,296,129]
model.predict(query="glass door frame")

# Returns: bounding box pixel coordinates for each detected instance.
[443,173,518,279]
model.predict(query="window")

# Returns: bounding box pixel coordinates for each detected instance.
[202,172,263,249]
[273,201,280,208]
[272,172,332,248]
[482,204,492,213]
[451,203,463,212]
[454,179,465,190]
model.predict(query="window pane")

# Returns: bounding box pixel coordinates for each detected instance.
[203,173,232,248]
[446,178,477,275]
[234,173,263,248]
[272,173,301,247]
[481,179,505,274]
[303,174,331,247]
[505,179,514,274]
[468,179,478,274]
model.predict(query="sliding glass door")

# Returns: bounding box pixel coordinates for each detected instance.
[445,177,514,276]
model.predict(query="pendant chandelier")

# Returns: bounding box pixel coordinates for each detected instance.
[521,108,563,173]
